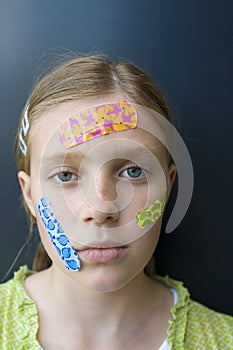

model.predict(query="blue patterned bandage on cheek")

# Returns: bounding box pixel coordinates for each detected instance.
[38,198,81,271]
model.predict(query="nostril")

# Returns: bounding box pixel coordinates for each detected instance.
[85,217,93,223]
[84,214,117,224]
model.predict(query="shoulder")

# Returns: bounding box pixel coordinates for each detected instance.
[0,265,34,306]
[0,265,39,349]
[153,274,233,349]
[0,265,31,313]
[186,299,233,349]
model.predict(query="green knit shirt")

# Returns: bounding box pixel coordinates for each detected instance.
[0,266,232,349]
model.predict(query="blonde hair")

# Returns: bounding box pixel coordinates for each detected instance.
[14,54,173,273]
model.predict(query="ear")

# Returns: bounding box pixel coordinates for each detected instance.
[166,163,177,200]
[18,171,36,218]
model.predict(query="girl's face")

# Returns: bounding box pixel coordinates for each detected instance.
[19,97,176,292]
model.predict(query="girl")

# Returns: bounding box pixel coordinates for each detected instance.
[0,55,232,349]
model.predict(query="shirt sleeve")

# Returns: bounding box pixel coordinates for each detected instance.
[185,300,233,349]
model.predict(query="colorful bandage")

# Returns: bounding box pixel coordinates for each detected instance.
[38,198,81,271]
[136,191,167,229]
[59,100,137,148]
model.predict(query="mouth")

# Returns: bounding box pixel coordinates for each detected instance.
[76,240,128,250]
[75,241,128,263]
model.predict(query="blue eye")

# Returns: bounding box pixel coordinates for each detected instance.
[56,172,77,183]
[121,166,145,179]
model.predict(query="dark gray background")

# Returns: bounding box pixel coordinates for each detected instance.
[0,0,232,315]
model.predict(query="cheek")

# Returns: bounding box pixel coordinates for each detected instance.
[30,176,44,212]
[131,219,162,270]
[124,187,148,216]
[141,222,162,254]
[37,218,55,259]
[36,217,69,271]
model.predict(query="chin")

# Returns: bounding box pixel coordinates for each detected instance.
[75,263,140,293]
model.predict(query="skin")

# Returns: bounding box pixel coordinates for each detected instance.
[18,96,177,350]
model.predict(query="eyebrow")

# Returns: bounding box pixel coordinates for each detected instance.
[41,144,163,164]
[40,150,84,164]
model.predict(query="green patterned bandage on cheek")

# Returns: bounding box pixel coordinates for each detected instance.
[136,191,167,229]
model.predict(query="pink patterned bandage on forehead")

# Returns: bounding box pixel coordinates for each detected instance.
[59,100,137,149]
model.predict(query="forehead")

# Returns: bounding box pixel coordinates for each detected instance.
[30,98,168,164]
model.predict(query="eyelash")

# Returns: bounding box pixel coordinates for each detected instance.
[52,163,146,185]
[52,169,79,185]
[119,164,146,180]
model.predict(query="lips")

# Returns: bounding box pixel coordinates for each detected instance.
[76,242,128,263]
[77,240,128,250]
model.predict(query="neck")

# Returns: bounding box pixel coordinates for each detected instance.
[25,264,173,349]
[37,264,161,331]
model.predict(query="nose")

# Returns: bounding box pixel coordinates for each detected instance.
[79,175,120,225]
[82,205,119,225]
